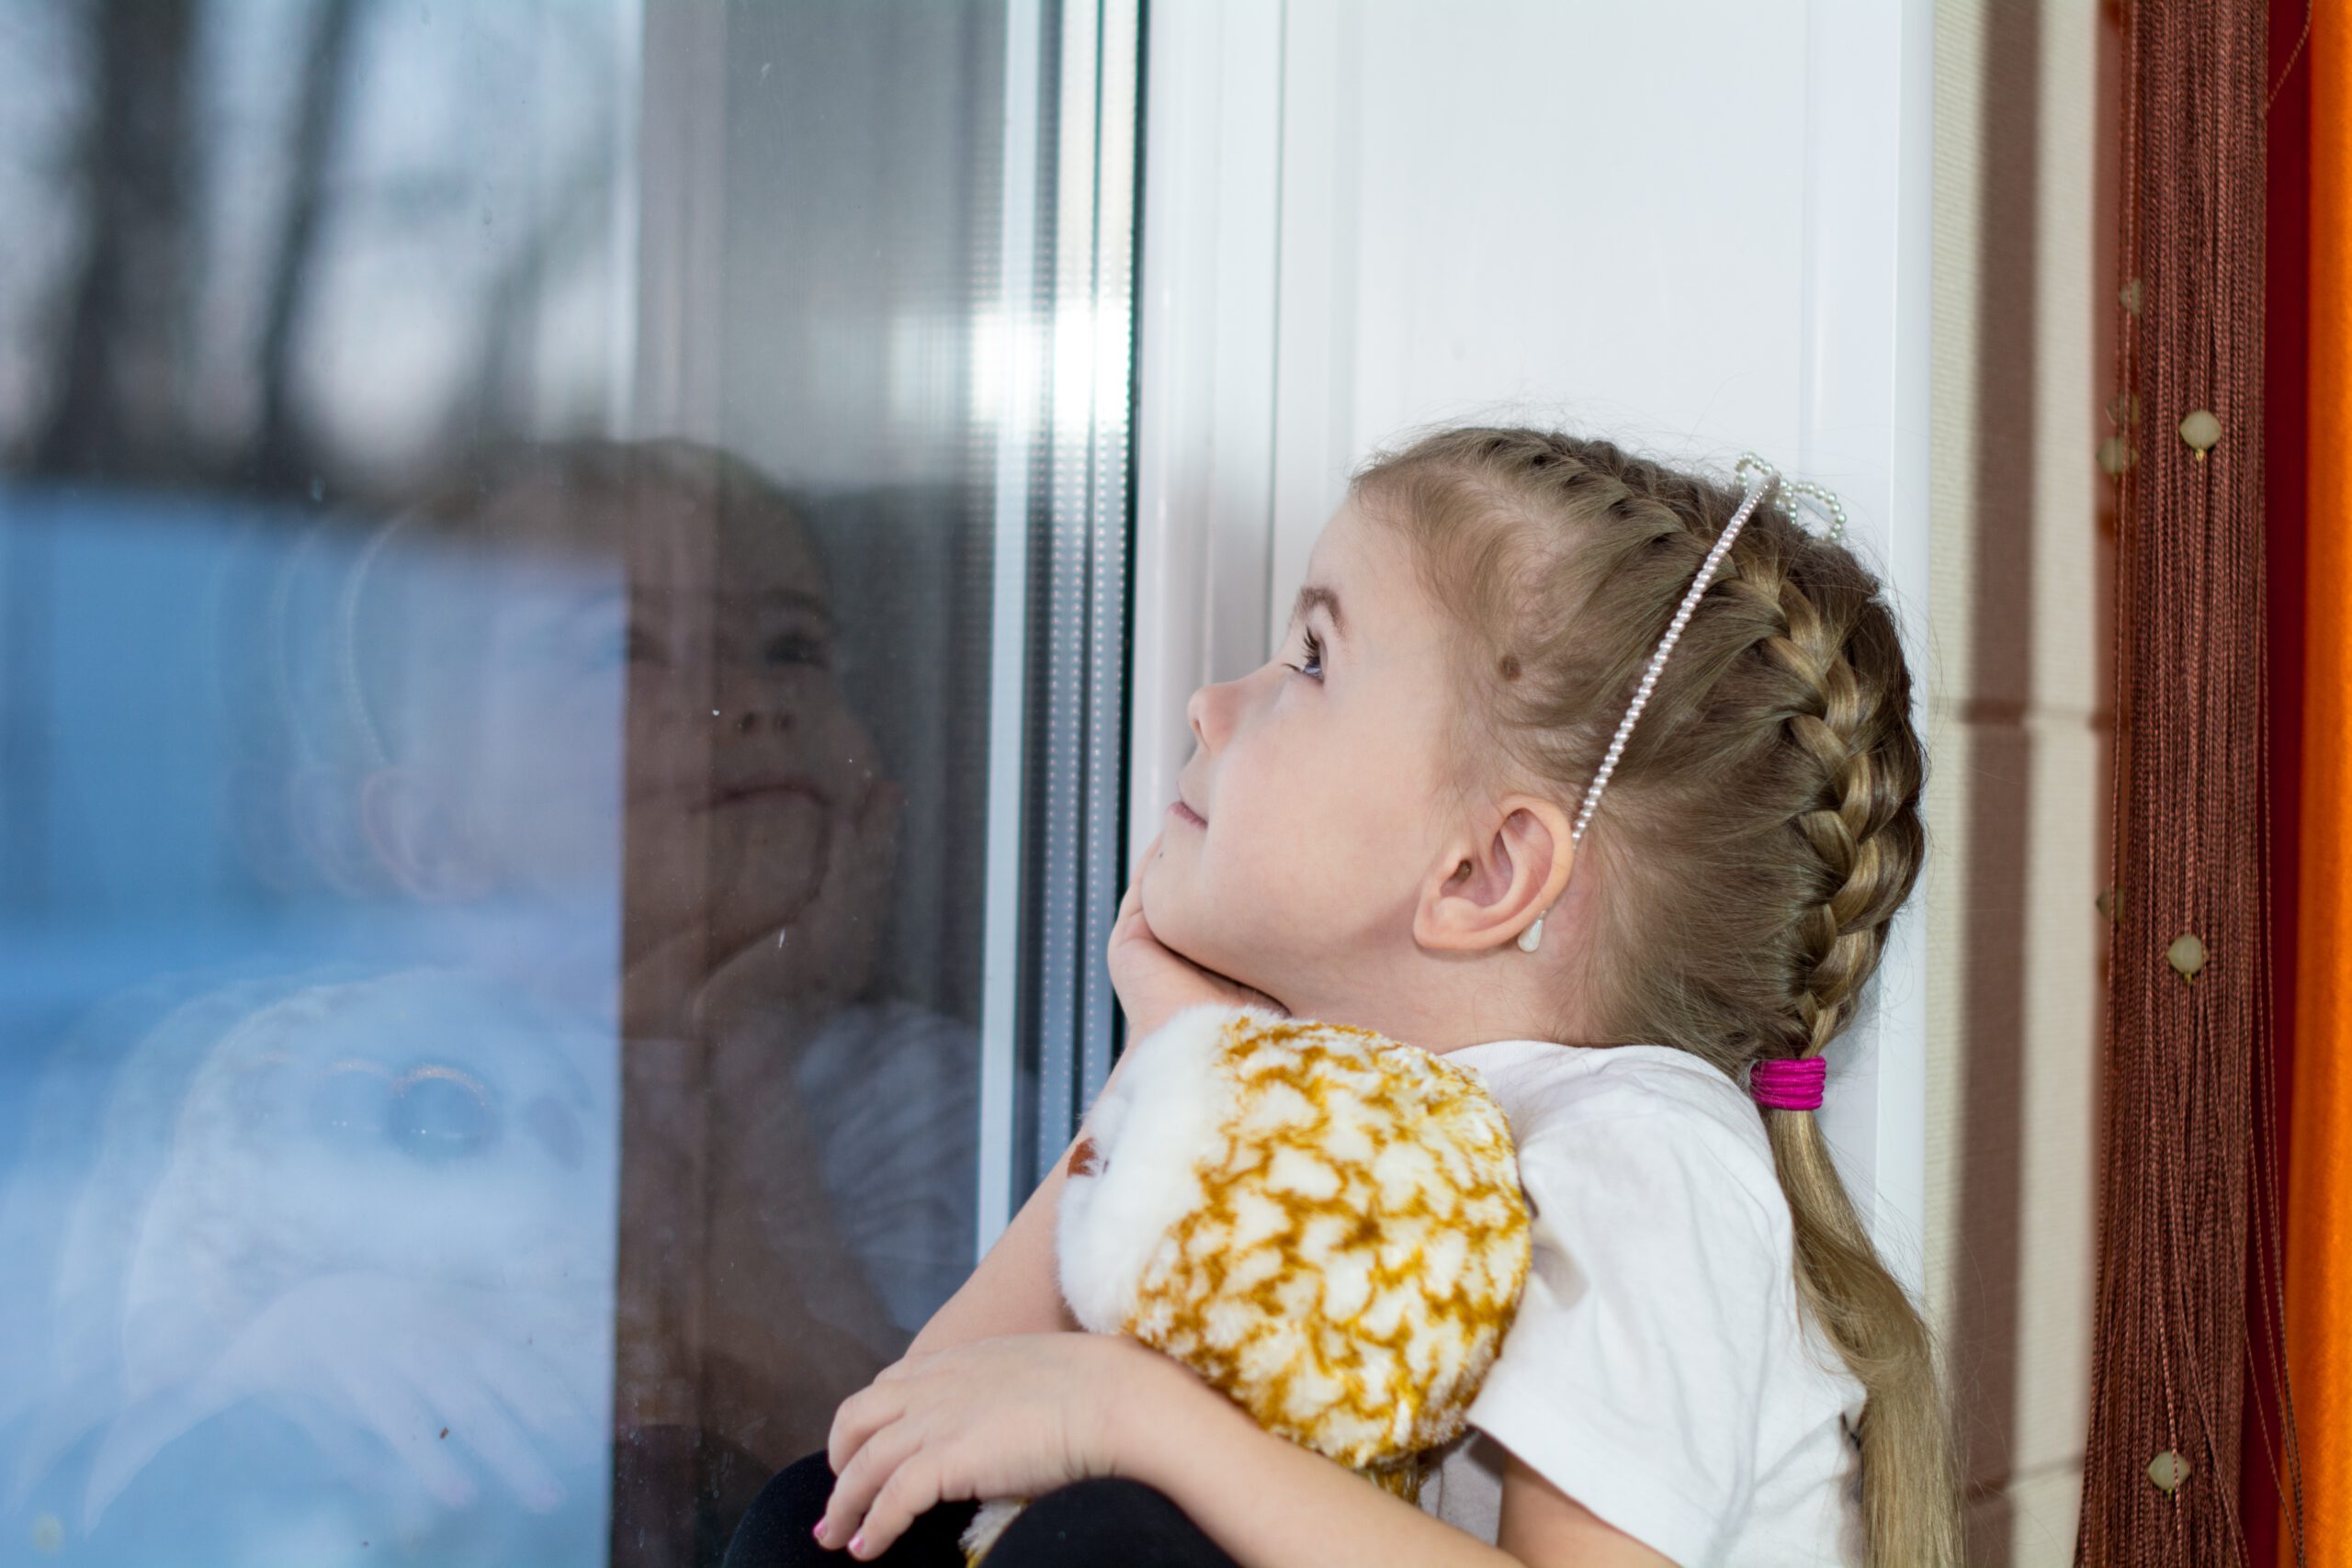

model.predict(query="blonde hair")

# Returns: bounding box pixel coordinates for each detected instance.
[1349,425,1961,1568]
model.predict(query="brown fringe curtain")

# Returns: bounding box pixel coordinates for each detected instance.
[2075,0,2296,1562]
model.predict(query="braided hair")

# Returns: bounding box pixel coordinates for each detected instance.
[1349,425,1960,1568]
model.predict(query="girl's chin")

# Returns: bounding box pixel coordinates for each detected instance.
[1145,907,1225,973]
[1173,934,1276,999]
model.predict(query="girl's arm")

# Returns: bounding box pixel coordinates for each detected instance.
[908,1010,1172,1353]
[1114,1355,1671,1568]
[905,1125,1087,1355]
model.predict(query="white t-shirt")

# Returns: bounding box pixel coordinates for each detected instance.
[1412,1038,1868,1567]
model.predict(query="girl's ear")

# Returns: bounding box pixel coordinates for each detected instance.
[1413,795,1576,953]
[359,765,496,904]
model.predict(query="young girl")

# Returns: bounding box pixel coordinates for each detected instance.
[729,426,1962,1567]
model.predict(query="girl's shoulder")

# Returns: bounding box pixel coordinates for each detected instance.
[1438,1033,1756,1117]
[1437,1037,1783,1224]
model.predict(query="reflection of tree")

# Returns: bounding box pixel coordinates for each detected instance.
[247,0,364,491]
[16,0,611,506]
[28,0,361,493]
[460,141,613,449]
[30,0,198,480]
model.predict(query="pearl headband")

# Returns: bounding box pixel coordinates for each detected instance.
[1514,446,1844,911]
[1563,451,1849,845]
[1572,455,1766,847]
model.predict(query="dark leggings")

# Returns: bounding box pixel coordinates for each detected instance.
[722,1450,1245,1568]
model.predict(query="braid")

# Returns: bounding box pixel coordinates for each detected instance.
[1351,423,1960,1568]
[1712,524,1925,1060]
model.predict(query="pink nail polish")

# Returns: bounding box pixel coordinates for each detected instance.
[849,1532,865,1555]
[812,1521,827,1543]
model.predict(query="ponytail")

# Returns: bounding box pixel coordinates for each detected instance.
[1768,1105,1962,1567]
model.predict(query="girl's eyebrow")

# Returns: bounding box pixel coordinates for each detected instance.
[1289,582,1348,641]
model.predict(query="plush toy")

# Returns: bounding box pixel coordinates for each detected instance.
[958,1002,1533,1565]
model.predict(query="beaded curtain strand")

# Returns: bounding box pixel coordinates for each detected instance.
[2075,0,2302,1562]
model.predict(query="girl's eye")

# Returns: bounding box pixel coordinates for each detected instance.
[1284,628,1324,681]
[763,633,831,670]
[625,624,667,665]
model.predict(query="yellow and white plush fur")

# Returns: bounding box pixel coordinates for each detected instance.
[958,1002,1532,1565]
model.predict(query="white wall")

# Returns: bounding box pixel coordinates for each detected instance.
[1134,0,1937,1284]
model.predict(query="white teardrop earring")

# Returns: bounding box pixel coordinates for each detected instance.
[1516,910,1547,953]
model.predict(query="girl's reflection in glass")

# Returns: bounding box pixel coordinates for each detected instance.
[361,440,979,1563]
[0,441,977,1568]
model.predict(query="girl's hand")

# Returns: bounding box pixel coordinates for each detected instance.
[1106,829,1287,1045]
[814,1333,1163,1560]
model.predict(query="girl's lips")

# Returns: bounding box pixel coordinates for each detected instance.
[1168,798,1206,829]
[705,776,830,812]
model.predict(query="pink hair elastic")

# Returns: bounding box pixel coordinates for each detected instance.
[1748,1055,1826,1111]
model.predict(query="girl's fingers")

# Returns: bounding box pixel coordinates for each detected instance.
[465,1327,592,1441]
[417,1360,564,1512]
[341,1359,480,1511]
[818,1416,920,1554]
[826,1379,899,1481]
[842,1450,944,1562]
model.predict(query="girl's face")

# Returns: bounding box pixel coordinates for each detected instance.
[1142,497,1476,1023]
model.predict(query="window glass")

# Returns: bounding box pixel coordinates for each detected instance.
[0,3,1131,1562]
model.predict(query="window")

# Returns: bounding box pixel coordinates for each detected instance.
[0,2,1140,1562]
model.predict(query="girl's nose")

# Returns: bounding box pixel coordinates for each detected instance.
[1186,680,1223,750]
[1185,671,1241,751]
[710,671,798,737]
[719,705,793,736]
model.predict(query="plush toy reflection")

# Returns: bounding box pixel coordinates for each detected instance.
[959,1002,1533,1565]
